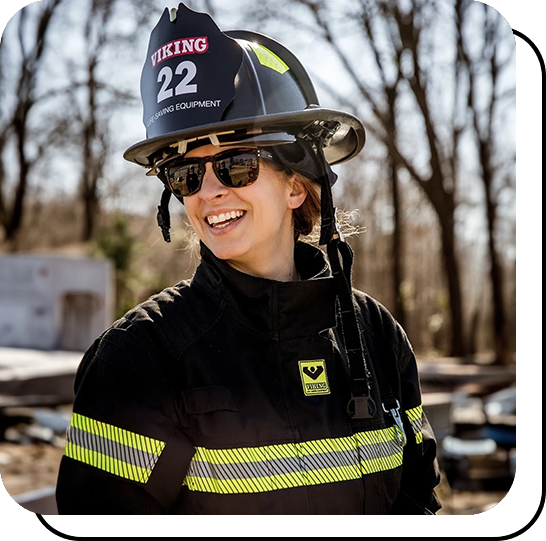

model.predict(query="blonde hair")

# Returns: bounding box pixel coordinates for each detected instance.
[267,163,361,245]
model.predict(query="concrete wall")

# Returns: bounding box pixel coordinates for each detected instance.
[0,254,114,352]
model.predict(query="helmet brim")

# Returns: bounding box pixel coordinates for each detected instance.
[123,107,365,168]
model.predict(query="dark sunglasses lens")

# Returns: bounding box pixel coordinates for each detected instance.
[215,151,259,187]
[167,161,202,196]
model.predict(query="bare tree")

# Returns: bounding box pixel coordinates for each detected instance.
[242,0,467,355]
[384,0,466,356]
[78,0,168,241]
[455,0,515,364]
[78,0,114,242]
[0,0,63,247]
[1,0,160,248]
[62,0,157,241]
[358,0,407,328]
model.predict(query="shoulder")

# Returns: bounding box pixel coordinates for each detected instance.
[352,288,413,357]
[79,280,217,383]
[351,288,400,334]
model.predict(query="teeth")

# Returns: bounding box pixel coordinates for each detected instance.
[207,210,244,226]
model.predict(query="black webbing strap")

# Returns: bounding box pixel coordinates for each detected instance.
[314,132,402,426]
[368,329,407,446]
[374,356,400,412]
[311,136,376,419]
[327,239,375,419]
[328,235,404,435]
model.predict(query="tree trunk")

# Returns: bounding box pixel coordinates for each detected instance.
[82,178,99,242]
[5,116,29,243]
[80,55,100,242]
[482,146,509,365]
[0,1,62,245]
[390,158,406,329]
[437,209,466,357]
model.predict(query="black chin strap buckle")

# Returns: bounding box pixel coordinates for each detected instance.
[347,395,377,419]
[157,207,171,243]
[157,187,172,243]
[333,207,344,242]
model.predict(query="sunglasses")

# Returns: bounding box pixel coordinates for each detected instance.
[161,148,275,197]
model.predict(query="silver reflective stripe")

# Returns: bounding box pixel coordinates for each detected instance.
[183,426,404,494]
[67,426,158,471]
[64,412,166,483]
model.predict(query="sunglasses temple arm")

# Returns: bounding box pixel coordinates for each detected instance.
[157,187,172,242]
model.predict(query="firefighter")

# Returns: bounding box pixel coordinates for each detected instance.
[56,3,441,515]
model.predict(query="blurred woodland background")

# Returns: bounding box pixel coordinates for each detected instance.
[0,0,516,363]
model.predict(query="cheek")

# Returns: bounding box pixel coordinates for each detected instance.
[183,199,202,230]
[248,176,291,210]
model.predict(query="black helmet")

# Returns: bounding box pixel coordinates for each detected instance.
[123,3,365,170]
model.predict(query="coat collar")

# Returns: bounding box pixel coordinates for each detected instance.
[192,242,337,339]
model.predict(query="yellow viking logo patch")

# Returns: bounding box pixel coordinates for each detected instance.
[299,360,330,396]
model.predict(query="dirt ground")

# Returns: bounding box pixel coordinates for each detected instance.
[0,441,65,498]
[0,441,509,515]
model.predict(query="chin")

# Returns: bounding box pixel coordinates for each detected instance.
[206,240,249,263]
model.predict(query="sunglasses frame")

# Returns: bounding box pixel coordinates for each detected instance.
[161,147,275,197]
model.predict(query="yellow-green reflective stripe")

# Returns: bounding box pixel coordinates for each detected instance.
[405,405,422,423]
[183,427,404,494]
[185,463,364,495]
[405,405,423,444]
[65,441,153,483]
[360,453,403,475]
[70,413,165,454]
[189,428,396,465]
[65,413,166,483]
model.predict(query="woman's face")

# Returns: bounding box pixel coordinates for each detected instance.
[183,144,307,279]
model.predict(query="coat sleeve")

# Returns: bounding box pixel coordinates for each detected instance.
[391,343,442,515]
[55,324,195,514]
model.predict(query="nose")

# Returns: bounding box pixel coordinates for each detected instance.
[198,163,229,201]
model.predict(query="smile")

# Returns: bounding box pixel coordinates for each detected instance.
[206,210,246,228]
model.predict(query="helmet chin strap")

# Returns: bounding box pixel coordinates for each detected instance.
[157,185,172,243]
[312,134,376,420]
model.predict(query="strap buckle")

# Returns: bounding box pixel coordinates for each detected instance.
[300,119,341,143]
[347,395,376,419]
[382,400,407,447]
[332,207,345,242]
[156,206,171,243]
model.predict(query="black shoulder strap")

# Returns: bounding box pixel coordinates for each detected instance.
[365,331,407,446]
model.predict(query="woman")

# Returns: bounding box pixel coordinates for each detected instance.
[55,3,441,515]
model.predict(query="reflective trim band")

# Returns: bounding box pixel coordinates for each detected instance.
[405,405,423,444]
[64,413,166,483]
[183,427,403,494]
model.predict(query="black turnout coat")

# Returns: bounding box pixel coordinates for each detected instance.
[56,242,441,514]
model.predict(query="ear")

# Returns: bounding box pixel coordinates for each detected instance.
[286,175,308,210]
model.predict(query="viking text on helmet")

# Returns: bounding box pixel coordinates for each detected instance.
[151,37,209,68]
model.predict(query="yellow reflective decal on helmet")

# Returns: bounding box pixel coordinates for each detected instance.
[299,359,330,396]
[248,42,290,74]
